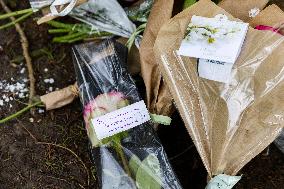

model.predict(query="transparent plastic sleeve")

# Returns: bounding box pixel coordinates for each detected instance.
[154,0,284,177]
[72,39,182,189]
[29,0,53,10]
[275,129,284,153]
[30,0,140,45]
[124,0,154,23]
[70,0,136,39]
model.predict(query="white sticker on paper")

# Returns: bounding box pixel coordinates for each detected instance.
[178,15,249,64]
[206,174,242,189]
[198,59,234,83]
[92,100,150,140]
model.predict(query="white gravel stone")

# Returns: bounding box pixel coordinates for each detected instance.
[38,109,45,114]
[29,118,34,123]
[49,78,54,84]
[20,68,26,74]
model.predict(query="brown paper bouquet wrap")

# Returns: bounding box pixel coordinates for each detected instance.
[250,4,284,155]
[154,0,284,177]
[218,0,269,22]
[40,83,78,110]
[139,0,270,123]
[139,0,175,120]
[249,4,284,36]
[250,4,284,28]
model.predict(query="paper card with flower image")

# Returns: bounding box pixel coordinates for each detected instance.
[178,15,249,64]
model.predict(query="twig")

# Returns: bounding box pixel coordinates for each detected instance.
[20,123,90,187]
[0,0,36,104]
[45,175,75,188]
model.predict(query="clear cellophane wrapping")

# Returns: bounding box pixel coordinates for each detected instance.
[154,0,284,178]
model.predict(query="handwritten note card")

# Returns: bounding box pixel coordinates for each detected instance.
[92,100,150,140]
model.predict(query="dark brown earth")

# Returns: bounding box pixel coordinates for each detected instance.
[0,0,283,189]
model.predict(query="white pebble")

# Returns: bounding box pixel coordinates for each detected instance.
[29,118,34,123]
[7,85,15,92]
[44,79,50,83]
[20,68,26,74]
[44,78,55,84]
[38,109,45,114]
[48,87,53,92]
[44,68,48,72]
[19,93,25,98]
[49,78,54,84]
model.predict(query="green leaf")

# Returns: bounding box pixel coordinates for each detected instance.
[135,154,162,189]
[150,114,172,125]
[183,0,196,10]
[129,155,142,176]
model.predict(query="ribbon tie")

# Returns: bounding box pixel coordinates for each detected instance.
[50,0,78,16]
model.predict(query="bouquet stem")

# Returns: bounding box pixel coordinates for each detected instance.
[47,20,112,43]
[112,137,132,177]
[0,8,33,20]
[0,101,43,124]
[0,12,33,30]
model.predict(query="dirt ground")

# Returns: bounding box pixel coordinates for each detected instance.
[0,0,283,189]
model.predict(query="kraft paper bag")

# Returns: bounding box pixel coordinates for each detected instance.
[154,0,284,177]
[219,0,269,22]
[250,4,284,32]
[139,0,175,123]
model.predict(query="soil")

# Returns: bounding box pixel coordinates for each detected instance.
[0,0,283,189]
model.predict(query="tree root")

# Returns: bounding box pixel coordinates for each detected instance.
[20,123,90,187]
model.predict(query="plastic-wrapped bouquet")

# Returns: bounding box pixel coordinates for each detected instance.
[125,0,154,23]
[29,0,147,45]
[72,39,182,189]
[69,0,136,39]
